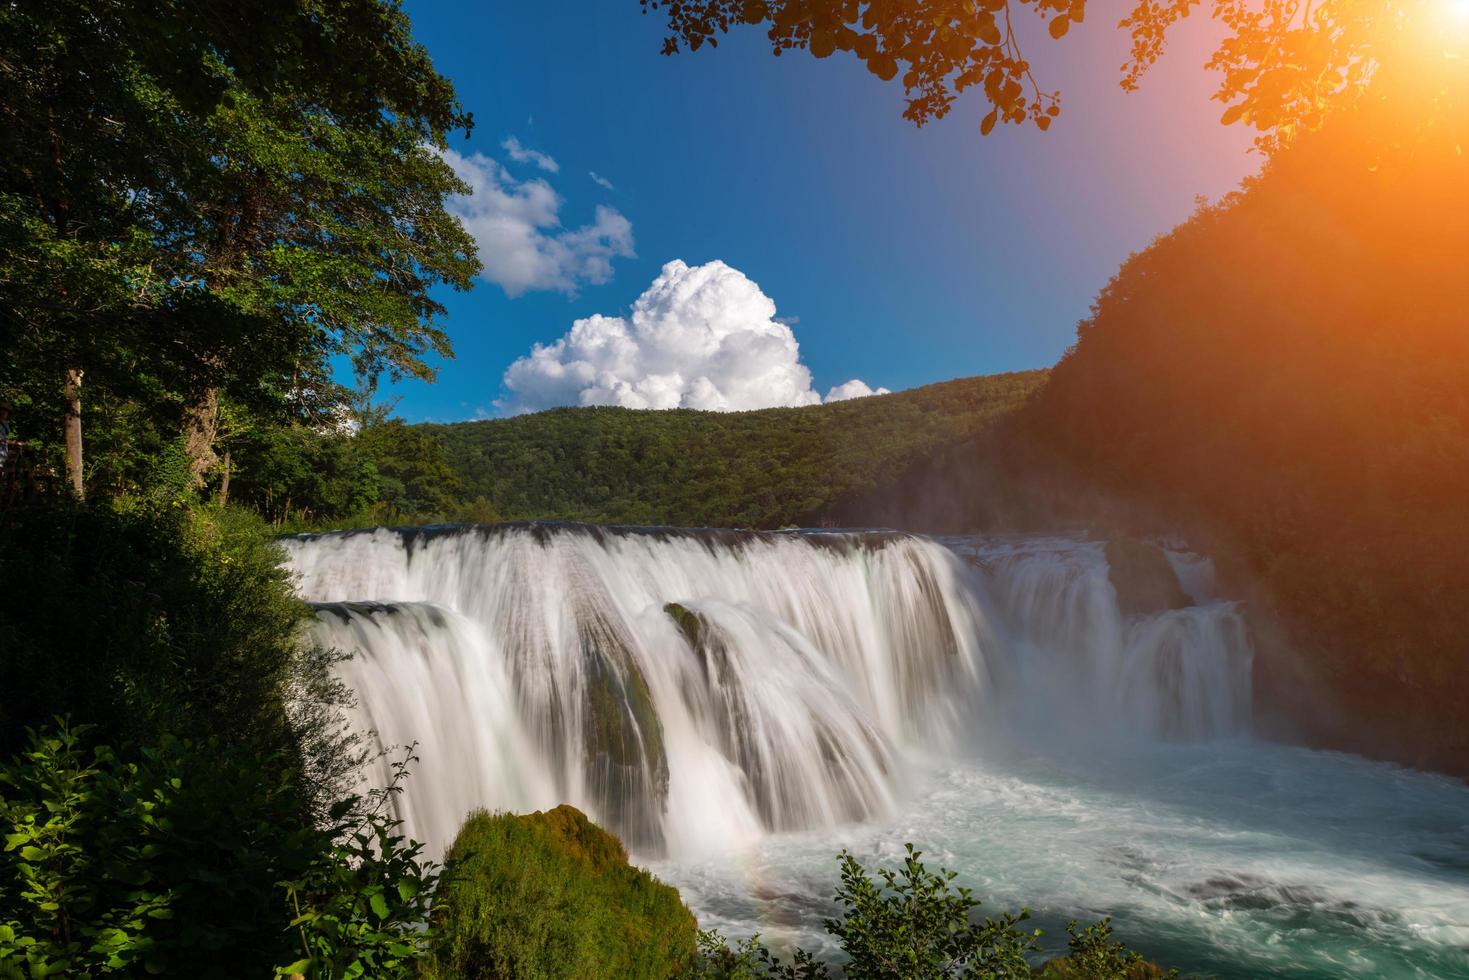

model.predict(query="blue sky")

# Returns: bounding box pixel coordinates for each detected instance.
[390,1,1259,421]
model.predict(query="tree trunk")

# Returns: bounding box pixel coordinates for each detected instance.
[218,449,232,506]
[63,367,84,499]
[182,383,221,488]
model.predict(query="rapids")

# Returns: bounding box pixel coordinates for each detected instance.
[284,524,1469,978]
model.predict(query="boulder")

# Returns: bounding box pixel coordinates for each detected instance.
[428,805,697,979]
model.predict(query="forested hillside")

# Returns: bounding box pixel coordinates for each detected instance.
[424,371,1045,528]
[1019,87,1469,775]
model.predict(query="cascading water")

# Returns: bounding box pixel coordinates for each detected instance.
[286,525,1469,979]
[288,524,994,856]
[953,536,1252,741]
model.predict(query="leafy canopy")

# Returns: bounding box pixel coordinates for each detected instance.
[0,0,480,486]
[641,0,1464,150]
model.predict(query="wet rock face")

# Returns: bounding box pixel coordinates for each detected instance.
[577,604,669,854]
[1105,537,1192,615]
[664,603,769,821]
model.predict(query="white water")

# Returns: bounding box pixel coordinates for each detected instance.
[286,525,1469,978]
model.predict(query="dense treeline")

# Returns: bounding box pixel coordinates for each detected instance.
[425,372,1045,529]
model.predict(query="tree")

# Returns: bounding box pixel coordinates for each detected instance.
[641,0,1465,151]
[0,2,184,496]
[356,420,466,519]
[0,1,479,494]
[168,2,479,484]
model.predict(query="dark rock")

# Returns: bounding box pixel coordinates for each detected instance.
[1105,537,1192,615]
[576,600,668,853]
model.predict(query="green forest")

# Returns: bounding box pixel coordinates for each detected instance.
[424,372,1044,528]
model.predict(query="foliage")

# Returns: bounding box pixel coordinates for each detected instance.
[424,805,697,980]
[275,751,440,980]
[825,845,1037,979]
[0,723,436,980]
[356,421,468,520]
[0,499,317,757]
[642,0,1466,151]
[642,0,1074,132]
[694,930,830,980]
[692,846,1171,979]
[427,372,1044,529]
[225,417,479,528]
[1036,920,1175,979]
[227,425,382,527]
[1023,92,1469,772]
[0,0,478,487]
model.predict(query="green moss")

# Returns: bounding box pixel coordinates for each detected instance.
[664,602,703,650]
[426,805,696,980]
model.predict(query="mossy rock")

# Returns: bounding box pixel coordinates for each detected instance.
[664,603,781,823]
[576,601,668,851]
[664,601,703,649]
[426,805,697,980]
[1104,537,1192,615]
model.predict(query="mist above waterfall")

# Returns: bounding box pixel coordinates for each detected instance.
[286,524,1251,859]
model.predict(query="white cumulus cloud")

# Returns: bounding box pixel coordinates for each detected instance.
[500,135,559,172]
[825,379,891,402]
[497,259,887,415]
[589,171,616,191]
[441,146,634,297]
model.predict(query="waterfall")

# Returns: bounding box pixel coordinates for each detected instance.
[286,525,1252,858]
[955,536,1253,741]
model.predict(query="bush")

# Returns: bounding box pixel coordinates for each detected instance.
[0,723,436,979]
[1036,921,1175,979]
[692,846,1173,980]
[0,499,438,978]
[0,499,313,761]
[425,805,696,979]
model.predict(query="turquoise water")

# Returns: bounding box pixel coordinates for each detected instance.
[657,737,1469,978]
[286,525,1469,977]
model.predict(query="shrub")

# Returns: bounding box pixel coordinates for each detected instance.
[692,846,1173,980]
[0,499,312,760]
[0,499,435,978]
[425,805,696,979]
[1036,920,1176,979]
[0,723,436,980]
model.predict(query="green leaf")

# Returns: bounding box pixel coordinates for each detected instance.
[369,892,389,921]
